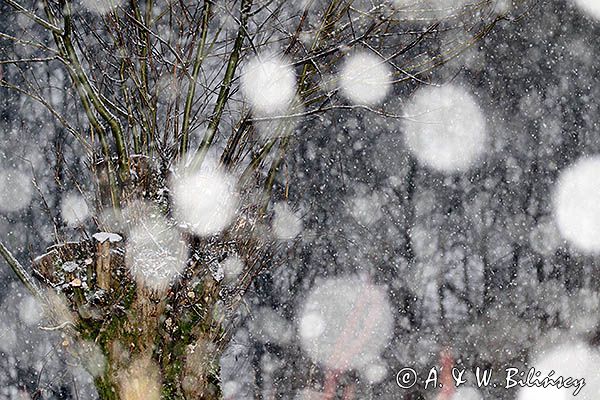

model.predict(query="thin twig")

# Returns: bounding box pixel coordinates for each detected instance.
[40,321,77,331]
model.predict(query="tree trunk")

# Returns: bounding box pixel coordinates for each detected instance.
[34,237,226,399]
[30,155,271,399]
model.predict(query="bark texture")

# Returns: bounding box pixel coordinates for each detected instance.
[31,157,271,399]
[34,237,225,399]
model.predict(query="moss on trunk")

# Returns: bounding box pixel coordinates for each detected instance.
[33,237,228,400]
[28,156,270,399]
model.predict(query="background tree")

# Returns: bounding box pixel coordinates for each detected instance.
[239,2,600,399]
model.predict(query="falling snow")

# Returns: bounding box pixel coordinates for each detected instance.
[403,84,487,172]
[339,52,392,106]
[2,1,600,399]
[0,169,33,213]
[172,167,239,236]
[241,55,297,115]
[60,192,90,226]
[553,157,600,253]
[298,276,393,370]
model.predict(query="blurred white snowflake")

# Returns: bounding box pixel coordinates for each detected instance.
[553,157,600,253]
[403,84,487,172]
[529,219,562,256]
[172,168,239,236]
[126,212,186,292]
[572,0,600,20]
[361,360,388,384]
[339,52,391,106]
[297,276,393,370]
[0,169,32,213]
[60,192,90,226]
[518,341,600,400]
[241,55,296,115]
[80,0,123,14]
[451,387,483,400]
[393,0,471,19]
[272,202,303,240]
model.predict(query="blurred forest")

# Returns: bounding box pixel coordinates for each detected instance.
[2,0,600,399]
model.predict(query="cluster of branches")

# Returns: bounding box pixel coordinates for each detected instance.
[0,0,527,318]
[0,0,524,208]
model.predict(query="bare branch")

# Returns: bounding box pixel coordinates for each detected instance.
[0,241,47,302]
[179,0,212,158]
[0,78,92,153]
[60,3,129,180]
[191,0,253,170]
[0,56,59,65]
[0,31,59,53]
[1,0,63,34]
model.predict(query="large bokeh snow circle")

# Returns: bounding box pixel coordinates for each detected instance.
[172,169,239,236]
[553,157,600,253]
[241,55,296,115]
[518,341,600,400]
[572,0,600,20]
[0,169,33,213]
[403,85,487,172]
[340,52,392,106]
[298,277,393,371]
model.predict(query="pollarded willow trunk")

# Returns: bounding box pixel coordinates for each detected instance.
[34,237,220,399]
[30,157,272,400]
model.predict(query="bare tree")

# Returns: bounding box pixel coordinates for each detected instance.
[0,0,529,398]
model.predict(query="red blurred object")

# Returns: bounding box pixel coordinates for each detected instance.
[438,347,455,400]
